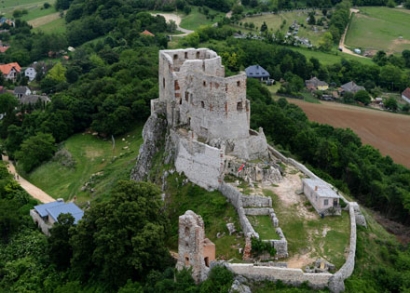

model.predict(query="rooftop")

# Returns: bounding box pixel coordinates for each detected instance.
[303,178,339,199]
[245,65,270,78]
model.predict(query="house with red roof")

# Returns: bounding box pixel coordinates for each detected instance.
[402,87,410,104]
[141,30,155,37]
[0,62,21,82]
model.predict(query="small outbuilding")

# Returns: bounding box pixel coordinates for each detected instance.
[302,178,341,216]
[245,65,270,81]
[305,76,328,91]
[30,200,84,235]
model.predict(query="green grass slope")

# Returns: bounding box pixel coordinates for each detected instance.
[26,125,143,205]
[345,7,410,54]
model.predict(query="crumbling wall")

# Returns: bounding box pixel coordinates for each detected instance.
[176,210,214,283]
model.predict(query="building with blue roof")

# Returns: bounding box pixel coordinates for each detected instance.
[30,200,84,235]
[245,65,270,81]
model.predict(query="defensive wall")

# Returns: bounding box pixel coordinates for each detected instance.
[220,145,360,292]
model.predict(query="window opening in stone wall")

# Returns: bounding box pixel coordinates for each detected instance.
[237,101,243,110]
[201,101,205,108]
[196,51,200,59]
[174,80,180,90]
[185,52,188,58]
[185,257,190,266]
[163,78,165,88]
[237,81,241,87]
[324,199,329,206]
[174,54,178,60]
[185,92,189,102]
[179,98,182,105]
[204,257,209,267]
[188,117,191,126]
[225,84,228,92]
[203,81,206,87]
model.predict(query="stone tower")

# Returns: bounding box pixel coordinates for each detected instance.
[176,210,215,283]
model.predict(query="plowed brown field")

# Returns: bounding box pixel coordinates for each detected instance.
[289,100,410,168]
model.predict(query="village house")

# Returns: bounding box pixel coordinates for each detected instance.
[0,62,21,82]
[13,86,31,98]
[245,65,270,82]
[302,178,341,216]
[20,94,51,105]
[401,87,410,104]
[305,76,328,91]
[339,81,365,95]
[30,200,84,236]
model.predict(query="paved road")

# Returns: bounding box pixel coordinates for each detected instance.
[2,155,55,203]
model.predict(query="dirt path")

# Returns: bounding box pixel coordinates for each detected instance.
[28,11,62,28]
[338,8,367,58]
[2,155,55,203]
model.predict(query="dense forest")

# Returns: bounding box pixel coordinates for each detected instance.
[1,0,410,291]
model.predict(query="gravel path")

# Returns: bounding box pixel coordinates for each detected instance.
[2,155,55,203]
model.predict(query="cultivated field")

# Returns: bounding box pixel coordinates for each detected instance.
[345,7,410,54]
[289,99,410,168]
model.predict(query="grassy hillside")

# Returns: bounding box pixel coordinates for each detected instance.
[26,125,143,205]
[345,7,410,54]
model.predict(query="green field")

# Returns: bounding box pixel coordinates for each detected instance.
[180,6,225,30]
[21,5,55,21]
[248,215,280,239]
[26,125,143,205]
[289,46,375,65]
[0,0,49,18]
[33,17,66,34]
[345,7,410,54]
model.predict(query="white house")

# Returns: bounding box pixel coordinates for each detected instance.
[25,67,37,81]
[302,178,340,216]
[401,87,410,104]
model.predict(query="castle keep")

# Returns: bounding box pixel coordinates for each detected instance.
[151,48,275,189]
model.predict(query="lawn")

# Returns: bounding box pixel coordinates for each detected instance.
[345,7,410,54]
[265,188,350,268]
[1,0,49,18]
[288,46,375,66]
[180,6,225,30]
[26,125,143,205]
[21,5,56,21]
[248,215,279,239]
[32,17,66,34]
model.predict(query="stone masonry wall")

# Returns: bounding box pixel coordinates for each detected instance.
[219,183,258,238]
[174,135,223,190]
[241,195,272,208]
[229,264,332,289]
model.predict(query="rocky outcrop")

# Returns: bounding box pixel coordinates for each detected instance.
[130,111,167,182]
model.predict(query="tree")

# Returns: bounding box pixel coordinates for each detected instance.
[15,132,56,172]
[308,13,316,25]
[47,62,67,82]
[384,97,398,111]
[405,0,410,9]
[70,180,171,289]
[260,21,268,32]
[318,32,333,52]
[354,90,371,105]
[48,213,75,270]
[387,0,396,7]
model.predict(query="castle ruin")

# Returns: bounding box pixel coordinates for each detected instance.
[176,210,215,283]
[149,48,279,190]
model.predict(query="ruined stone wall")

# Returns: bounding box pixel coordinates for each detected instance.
[244,208,273,215]
[174,134,223,190]
[228,264,332,289]
[219,183,259,238]
[242,195,272,208]
[328,203,357,293]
